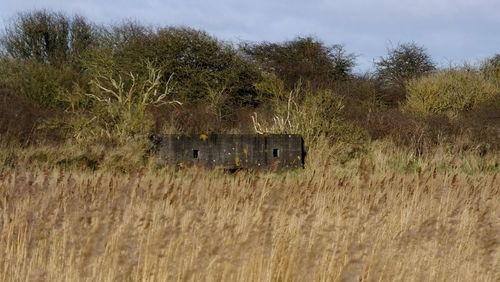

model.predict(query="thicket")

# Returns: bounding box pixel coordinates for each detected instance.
[0,10,499,168]
[405,68,499,118]
[241,37,356,89]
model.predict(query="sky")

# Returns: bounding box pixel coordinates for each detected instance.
[1,0,499,72]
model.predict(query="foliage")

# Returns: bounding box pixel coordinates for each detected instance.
[91,25,261,106]
[0,57,79,108]
[0,9,499,158]
[0,88,54,144]
[153,27,260,105]
[252,75,348,143]
[404,68,499,118]
[375,42,435,88]
[481,54,500,86]
[0,10,96,66]
[0,11,95,110]
[242,37,356,89]
[71,60,181,143]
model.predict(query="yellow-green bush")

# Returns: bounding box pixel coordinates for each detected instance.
[252,75,369,146]
[404,69,499,118]
[0,58,78,108]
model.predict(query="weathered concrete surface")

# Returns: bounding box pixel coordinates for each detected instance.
[152,134,305,170]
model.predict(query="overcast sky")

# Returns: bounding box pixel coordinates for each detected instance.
[1,0,499,72]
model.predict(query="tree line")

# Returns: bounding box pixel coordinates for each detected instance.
[0,10,498,157]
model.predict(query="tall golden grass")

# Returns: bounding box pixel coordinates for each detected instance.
[1,144,499,281]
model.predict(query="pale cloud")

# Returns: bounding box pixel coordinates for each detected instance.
[0,0,498,71]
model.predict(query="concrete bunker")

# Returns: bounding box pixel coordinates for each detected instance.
[152,134,305,170]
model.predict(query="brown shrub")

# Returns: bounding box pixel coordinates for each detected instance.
[454,97,500,152]
[366,103,500,156]
[0,88,68,145]
[0,89,48,144]
[366,109,453,155]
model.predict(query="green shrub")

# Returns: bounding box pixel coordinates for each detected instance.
[242,37,355,89]
[88,25,261,106]
[0,10,95,110]
[0,58,77,108]
[404,69,499,118]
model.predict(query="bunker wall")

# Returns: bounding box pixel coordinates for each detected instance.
[155,134,304,170]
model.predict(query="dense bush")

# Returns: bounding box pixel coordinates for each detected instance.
[0,11,95,109]
[404,69,499,118]
[0,9,498,157]
[66,61,181,144]
[481,54,500,86]
[152,27,260,105]
[0,88,45,143]
[251,76,368,145]
[89,25,261,106]
[454,96,500,152]
[366,109,453,155]
[0,57,81,108]
[1,10,96,66]
[242,37,355,89]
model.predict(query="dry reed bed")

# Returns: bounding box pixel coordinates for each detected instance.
[0,168,498,281]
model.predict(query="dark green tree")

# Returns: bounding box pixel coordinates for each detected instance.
[241,37,356,89]
[83,25,261,106]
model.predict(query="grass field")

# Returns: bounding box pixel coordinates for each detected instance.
[1,142,498,281]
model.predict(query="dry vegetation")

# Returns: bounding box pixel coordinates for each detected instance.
[1,10,499,281]
[1,142,499,282]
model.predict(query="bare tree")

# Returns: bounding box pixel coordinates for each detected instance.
[375,42,435,88]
